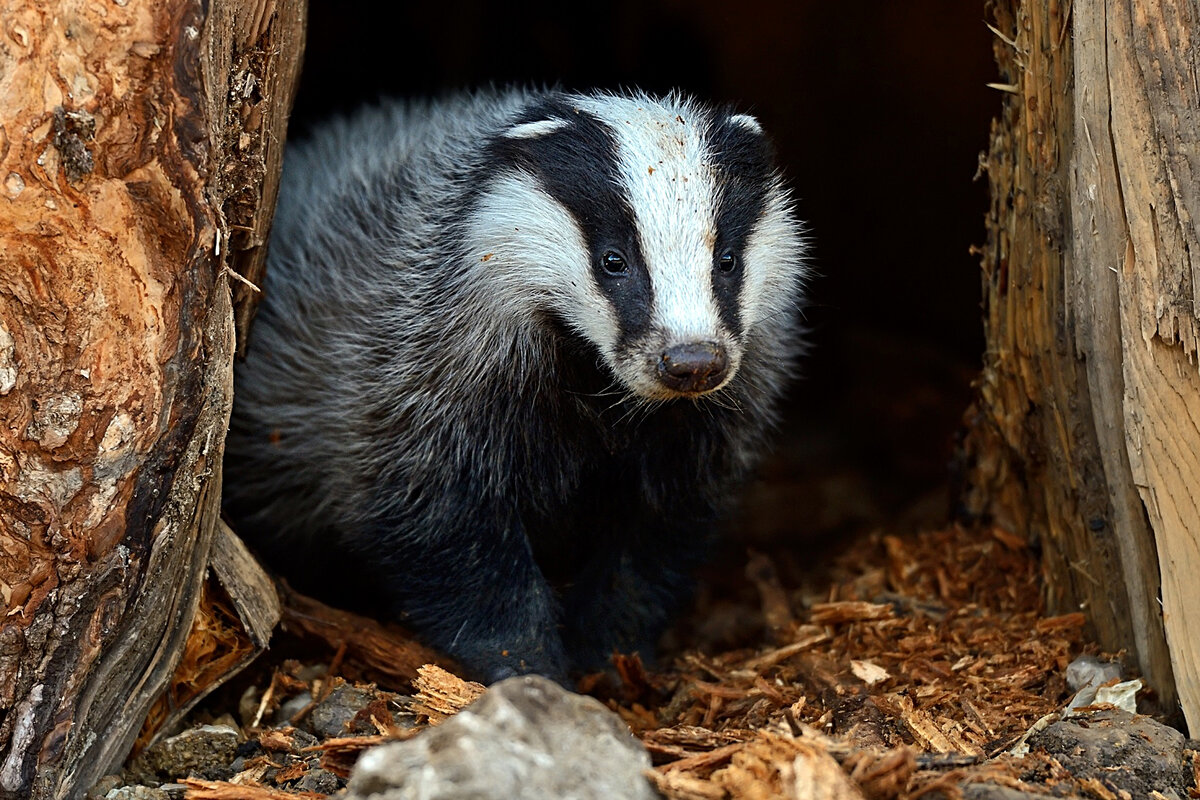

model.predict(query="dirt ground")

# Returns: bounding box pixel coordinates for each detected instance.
[92,513,1197,800]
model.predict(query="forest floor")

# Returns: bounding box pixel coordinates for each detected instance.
[93,518,1198,800]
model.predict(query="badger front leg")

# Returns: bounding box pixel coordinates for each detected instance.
[560,523,715,671]
[366,506,567,684]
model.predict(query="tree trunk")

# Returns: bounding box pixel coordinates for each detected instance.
[968,0,1198,731]
[0,1,304,797]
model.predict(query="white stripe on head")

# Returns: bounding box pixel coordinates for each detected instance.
[465,171,621,355]
[502,118,571,139]
[729,113,763,134]
[571,93,725,345]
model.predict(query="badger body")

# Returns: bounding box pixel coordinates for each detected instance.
[224,88,807,682]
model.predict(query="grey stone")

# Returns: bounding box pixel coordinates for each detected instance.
[288,726,320,750]
[310,683,379,738]
[86,775,124,800]
[276,691,313,725]
[1027,709,1191,797]
[1064,655,1122,693]
[1063,655,1126,715]
[962,785,1068,799]
[131,724,240,782]
[346,675,659,800]
[293,767,343,794]
[103,788,170,800]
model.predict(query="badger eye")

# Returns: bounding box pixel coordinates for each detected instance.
[717,251,739,273]
[600,250,629,276]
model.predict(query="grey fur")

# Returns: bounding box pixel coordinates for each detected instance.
[224,88,807,681]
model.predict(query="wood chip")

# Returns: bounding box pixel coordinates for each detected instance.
[646,769,727,800]
[810,601,895,625]
[850,659,890,686]
[1076,776,1119,800]
[165,525,1127,800]
[743,627,830,670]
[311,733,415,778]
[623,526,1096,799]
[659,742,746,773]
[1035,612,1086,633]
[258,727,298,752]
[746,550,795,638]
[410,663,485,723]
[181,778,326,799]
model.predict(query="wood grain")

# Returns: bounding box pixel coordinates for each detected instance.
[1075,0,1195,734]
[1070,0,1179,721]
[0,0,305,796]
[970,0,1200,729]
[966,0,1147,685]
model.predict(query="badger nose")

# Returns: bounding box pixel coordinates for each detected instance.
[658,342,729,394]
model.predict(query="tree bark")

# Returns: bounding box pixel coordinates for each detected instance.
[968,0,1198,731]
[0,1,304,797]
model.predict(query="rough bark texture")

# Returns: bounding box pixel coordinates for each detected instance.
[0,0,304,797]
[215,0,307,354]
[967,0,1198,730]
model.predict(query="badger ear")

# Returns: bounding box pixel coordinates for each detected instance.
[502,118,571,139]
[728,113,764,134]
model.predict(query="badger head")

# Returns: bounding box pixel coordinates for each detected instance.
[468,91,805,402]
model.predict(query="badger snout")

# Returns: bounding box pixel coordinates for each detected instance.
[657,342,729,395]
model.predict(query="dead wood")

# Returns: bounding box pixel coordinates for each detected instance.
[0,1,304,797]
[964,0,1200,728]
[276,584,448,688]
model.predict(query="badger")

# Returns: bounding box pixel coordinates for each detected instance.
[223,88,807,683]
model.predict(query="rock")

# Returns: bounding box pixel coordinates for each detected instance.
[1063,655,1127,715]
[346,675,659,800]
[102,788,170,800]
[86,775,124,800]
[293,767,343,794]
[963,785,1076,799]
[310,683,379,738]
[276,690,313,724]
[1027,709,1192,797]
[1064,655,1122,693]
[130,724,241,782]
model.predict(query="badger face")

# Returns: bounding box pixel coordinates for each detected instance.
[468,92,803,402]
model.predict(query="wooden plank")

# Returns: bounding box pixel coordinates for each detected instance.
[209,519,282,650]
[204,0,308,356]
[969,0,1200,725]
[1070,0,1178,720]
[1103,0,1200,732]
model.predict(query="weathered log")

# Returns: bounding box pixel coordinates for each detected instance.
[134,520,282,755]
[0,0,304,797]
[967,0,1198,730]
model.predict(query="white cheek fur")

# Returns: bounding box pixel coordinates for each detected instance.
[741,187,807,331]
[466,171,621,357]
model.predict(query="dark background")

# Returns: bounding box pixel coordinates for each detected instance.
[290,0,998,544]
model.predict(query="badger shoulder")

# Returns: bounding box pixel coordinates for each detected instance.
[227,87,807,531]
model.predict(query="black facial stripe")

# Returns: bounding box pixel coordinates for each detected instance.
[481,97,653,348]
[707,112,775,338]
